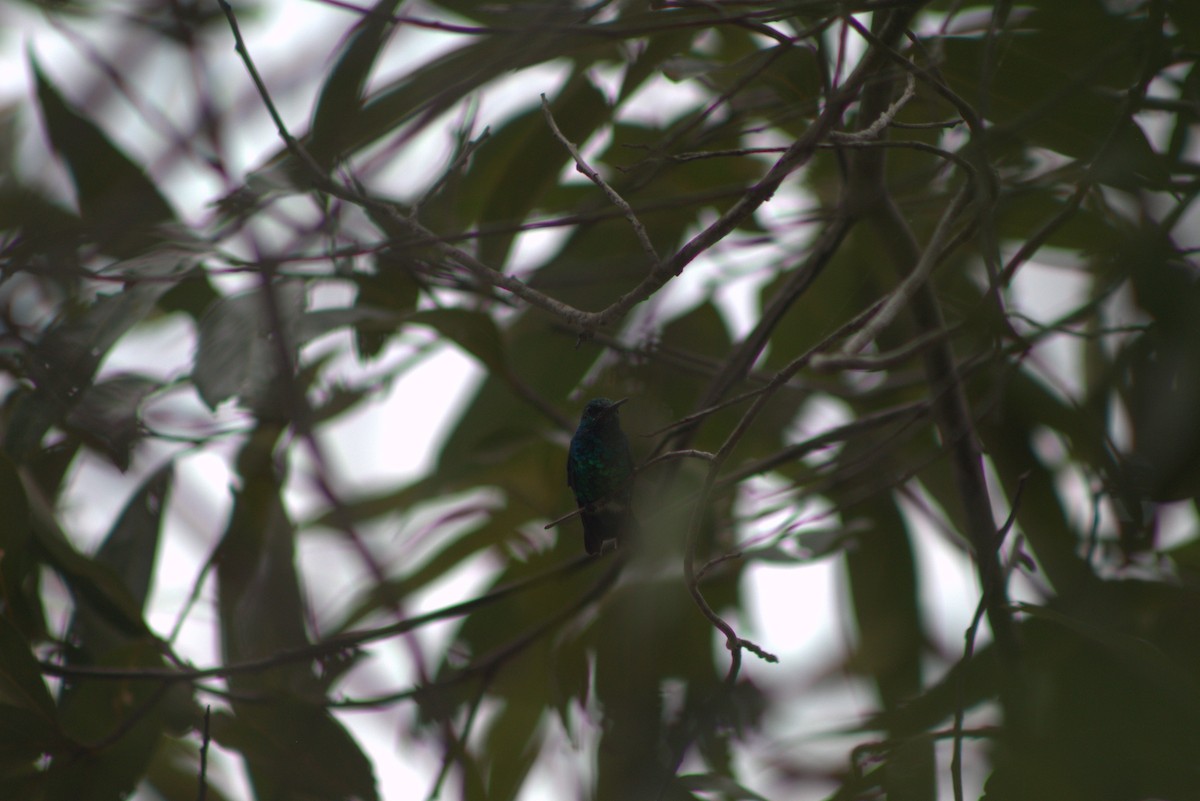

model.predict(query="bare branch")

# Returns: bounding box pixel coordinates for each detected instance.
[541,94,659,265]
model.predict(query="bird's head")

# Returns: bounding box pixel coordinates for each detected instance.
[580,397,628,427]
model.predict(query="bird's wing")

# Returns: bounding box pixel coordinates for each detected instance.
[566,445,577,490]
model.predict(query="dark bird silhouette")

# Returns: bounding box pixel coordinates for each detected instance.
[567,397,636,555]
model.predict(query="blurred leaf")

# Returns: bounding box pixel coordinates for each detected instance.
[6,283,170,459]
[1172,1,1200,47]
[353,255,421,358]
[309,0,404,169]
[476,700,542,801]
[156,269,220,321]
[935,7,1146,173]
[409,307,508,374]
[89,462,171,606]
[31,512,153,640]
[1123,328,1200,502]
[984,591,1200,800]
[31,54,174,254]
[49,640,176,801]
[211,701,379,801]
[548,621,590,738]
[1015,601,1200,695]
[330,498,515,631]
[298,304,399,345]
[143,736,235,801]
[67,462,172,661]
[193,282,305,412]
[679,773,768,801]
[994,187,1121,255]
[0,615,59,766]
[465,71,611,268]
[65,374,161,471]
[0,451,39,638]
[216,424,313,693]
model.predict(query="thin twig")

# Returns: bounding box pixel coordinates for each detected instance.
[40,554,597,683]
[332,555,624,708]
[837,182,973,357]
[424,681,487,801]
[832,71,916,142]
[220,0,445,694]
[810,325,960,372]
[541,94,658,266]
[197,705,211,801]
[952,478,1026,801]
[224,0,880,335]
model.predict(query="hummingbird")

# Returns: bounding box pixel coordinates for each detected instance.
[567,397,636,555]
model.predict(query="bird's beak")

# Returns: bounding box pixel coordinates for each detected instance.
[600,397,629,420]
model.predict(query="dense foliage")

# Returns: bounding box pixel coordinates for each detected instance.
[2,1,1200,799]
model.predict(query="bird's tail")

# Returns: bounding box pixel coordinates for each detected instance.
[582,506,637,555]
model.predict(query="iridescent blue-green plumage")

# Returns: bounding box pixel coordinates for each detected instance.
[567,398,635,555]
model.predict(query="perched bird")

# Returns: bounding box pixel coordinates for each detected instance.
[567,397,636,555]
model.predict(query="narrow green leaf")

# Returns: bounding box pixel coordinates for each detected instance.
[50,640,174,801]
[469,72,610,268]
[480,700,542,801]
[144,736,236,801]
[0,616,56,722]
[31,54,174,254]
[353,255,421,358]
[211,702,379,801]
[297,305,400,346]
[0,451,41,640]
[94,462,173,608]
[68,462,173,660]
[679,773,769,801]
[309,0,403,169]
[216,424,313,693]
[409,307,508,374]
[1016,602,1200,696]
[31,518,152,640]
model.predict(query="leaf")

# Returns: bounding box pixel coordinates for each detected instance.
[835,474,933,797]
[50,640,176,801]
[476,701,543,801]
[241,23,621,208]
[462,71,611,268]
[216,424,314,693]
[211,702,379,801]
[936,13,1142,170]
[1172,1,1200,47]
[6,283,170,459]
[547,621,590,743]
[31,512,153,640]
[297,304,400,346]
[309,0,404,169]
[409,307,508,374]
[0,616,59,766]
[31,54,174,254]
[434,326,583,474]
[66,462,172,663]
[0,452,43,641]
[65,374,161,471]
[353,254,422,358]
[143,736,236,801]
[93,462,172,608]
[679,773,769,801]
[1015,602,1200,695]
[192,282,306,412]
